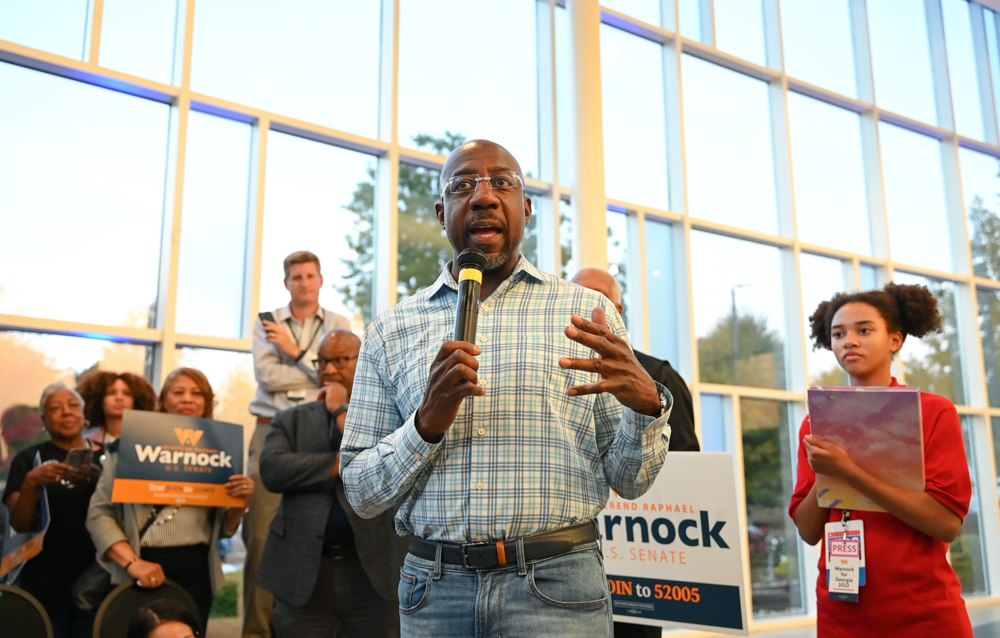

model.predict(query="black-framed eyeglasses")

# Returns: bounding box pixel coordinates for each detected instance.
[313,356,359,370]
[441,171,522,197]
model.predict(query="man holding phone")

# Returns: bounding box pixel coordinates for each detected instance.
[244,250,351,638]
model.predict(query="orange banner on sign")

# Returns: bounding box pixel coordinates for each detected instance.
[112,478,244,508]
[0,533,43,578]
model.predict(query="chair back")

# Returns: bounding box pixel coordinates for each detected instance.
[0,584,53,638]
[93,580,200,638]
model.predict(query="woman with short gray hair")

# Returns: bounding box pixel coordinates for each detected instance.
[2,381,102,637]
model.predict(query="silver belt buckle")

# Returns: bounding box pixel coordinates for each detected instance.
[459,541,490,570]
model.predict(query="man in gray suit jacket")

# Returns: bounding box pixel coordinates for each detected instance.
[258,330,408,637]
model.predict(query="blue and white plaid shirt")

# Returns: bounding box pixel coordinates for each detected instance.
[340,257,672,543]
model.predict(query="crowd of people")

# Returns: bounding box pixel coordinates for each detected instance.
[0,138,976,638]
[2,366,256,637]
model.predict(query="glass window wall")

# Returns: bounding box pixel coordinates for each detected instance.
[682,56,777,234]
[779,0,856,98]
[952,416,989,595]
[99,0,178,84]
[191,0,381,137]
[601,25,669,210]
[398,0,539,177]
[799,253,848,387]
[879,123,952,273]
[644,217,677,365]
[742,398,803,616]
[691,232,787,389]
[175,112,252,339]
[260,132,376,330]
[788,92,870,255]
[959,147,1000,281]
[893,271,966,404]
[867,0,938,125]
[0,63,169,328]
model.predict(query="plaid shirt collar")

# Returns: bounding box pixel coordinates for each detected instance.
[427,254,546,300]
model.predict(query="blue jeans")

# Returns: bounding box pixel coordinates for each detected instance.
[398,541,613,638]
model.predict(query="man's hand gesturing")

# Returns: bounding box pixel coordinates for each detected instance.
[559,307,662,417]
[415,342,485,443]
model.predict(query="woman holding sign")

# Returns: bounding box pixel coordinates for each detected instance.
[789,284,972,637]
[87,368,255,631]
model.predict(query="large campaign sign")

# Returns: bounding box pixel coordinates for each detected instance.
[112,410,244,508]
[601,452,749,636]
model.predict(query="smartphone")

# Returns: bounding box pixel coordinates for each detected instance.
[65,447,92,468]
[259,311,275,324]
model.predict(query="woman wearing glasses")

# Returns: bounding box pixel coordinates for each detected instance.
[87,367,254,631]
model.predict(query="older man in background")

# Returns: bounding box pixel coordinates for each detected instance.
[258,329,408,637]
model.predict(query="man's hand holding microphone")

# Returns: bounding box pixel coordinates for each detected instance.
[415,249,488,443]
[414,247,664,444]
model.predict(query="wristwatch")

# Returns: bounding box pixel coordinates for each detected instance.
[657,388,671,417]
[330,405,348,421]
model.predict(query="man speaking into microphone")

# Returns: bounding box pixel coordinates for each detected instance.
[340,139,672,638]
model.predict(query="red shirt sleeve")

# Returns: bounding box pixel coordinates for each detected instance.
[788,416,815,521]
[921,395,972,520]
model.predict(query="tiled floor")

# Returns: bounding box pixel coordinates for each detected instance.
[205,602,1000,637]
[676,603,1000,638]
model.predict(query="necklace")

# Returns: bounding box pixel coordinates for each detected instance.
[150,506,181,526]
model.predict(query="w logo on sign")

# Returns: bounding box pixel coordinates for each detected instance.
[174,428,204,446]
[841,560,850,566]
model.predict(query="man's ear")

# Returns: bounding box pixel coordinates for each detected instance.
[283,278,291,292]
[524,196,532,223]
[435,200,445,227]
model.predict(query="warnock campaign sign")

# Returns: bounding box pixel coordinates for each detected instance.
[601,452,749,636]
[112,410,244,508]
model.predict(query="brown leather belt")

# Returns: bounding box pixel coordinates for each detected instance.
[408,521,598,570]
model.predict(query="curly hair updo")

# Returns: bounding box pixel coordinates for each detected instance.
[75,370,158,428]
[808,282,942,351]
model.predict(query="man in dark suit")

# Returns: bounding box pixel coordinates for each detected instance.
[573,267,699,638]
[258,329,409,637]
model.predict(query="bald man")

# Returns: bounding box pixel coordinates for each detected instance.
[572,268,699,454]
[258,330,408,637]
[341,140,673,638]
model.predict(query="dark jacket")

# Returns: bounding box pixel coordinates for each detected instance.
[635,351,699,452]
[257,401,409,607]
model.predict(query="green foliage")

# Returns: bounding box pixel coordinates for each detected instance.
[743,429,784,509]
[981,289,1000,405]
[970,195,1000,281]
[336,133,467,323]
[209,581,238,618]
[900,281,963,402]
[810,366,848,387]
[697,312,786,389]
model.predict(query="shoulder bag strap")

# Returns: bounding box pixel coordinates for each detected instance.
[138,505,166,540]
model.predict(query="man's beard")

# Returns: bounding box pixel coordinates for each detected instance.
[484,249,511,273]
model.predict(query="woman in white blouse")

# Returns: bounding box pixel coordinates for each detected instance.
[87,368,254,629]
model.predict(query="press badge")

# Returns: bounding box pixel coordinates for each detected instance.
[825,515,865,602]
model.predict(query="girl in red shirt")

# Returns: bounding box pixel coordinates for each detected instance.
[789,283,973,637]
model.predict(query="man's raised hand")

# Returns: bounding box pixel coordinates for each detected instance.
[559,307,662,417]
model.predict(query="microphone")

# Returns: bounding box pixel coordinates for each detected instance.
[454,248,488,343]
